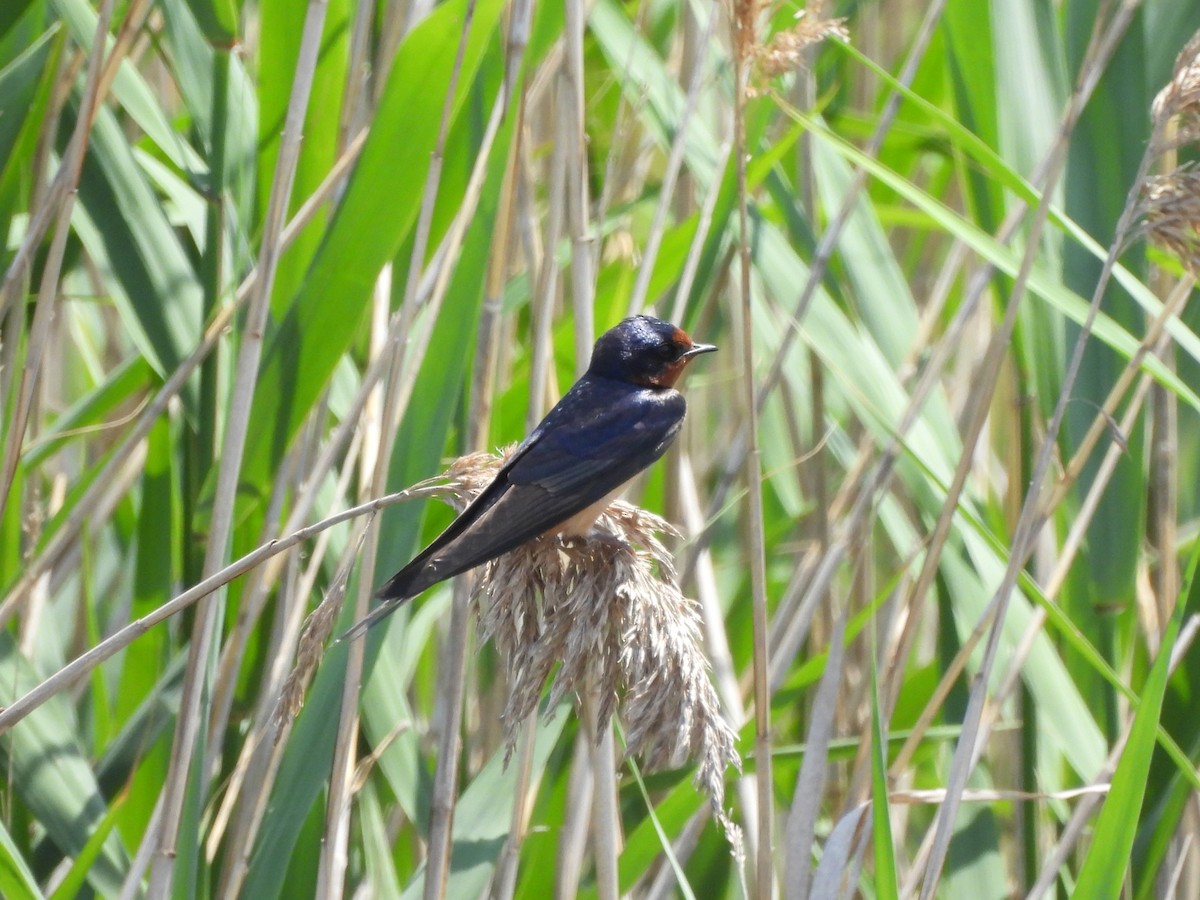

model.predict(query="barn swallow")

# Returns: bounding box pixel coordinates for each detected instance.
[341,315,716,641]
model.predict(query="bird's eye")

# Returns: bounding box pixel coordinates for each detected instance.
[656,342,678,360]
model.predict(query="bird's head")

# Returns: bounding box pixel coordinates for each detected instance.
[588,315,717,389]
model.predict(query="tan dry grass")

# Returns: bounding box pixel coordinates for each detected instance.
[285,448,743,841]
[453,450,742,839]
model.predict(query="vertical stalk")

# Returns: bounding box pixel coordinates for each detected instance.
[562,0,594,359]
[145,2,328,894]
[484,88,532,900]
[339,4,484,896]
[190,45,230,585]
[528,125,565,428]
[555,737,594,897]
[730,3,773,896]
[1147,123,1179,650]
[0,0,119,526]
[490,717,538,899]
[582,687,621,900]
[626,0,715,316]
[421,580,474,900]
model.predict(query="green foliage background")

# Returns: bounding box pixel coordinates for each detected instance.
[2,0,1200,896]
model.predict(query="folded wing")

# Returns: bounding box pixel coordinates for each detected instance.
[374,381,685,603]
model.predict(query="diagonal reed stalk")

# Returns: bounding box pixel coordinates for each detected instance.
[0,486,436,735]
[0,124,369,631]
[917,3,1149,894]
[11,1,1200,895]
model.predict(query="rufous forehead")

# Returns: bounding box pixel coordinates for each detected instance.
[671,326,693,347]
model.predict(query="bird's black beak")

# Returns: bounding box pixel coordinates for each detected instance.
[682,342,717,358]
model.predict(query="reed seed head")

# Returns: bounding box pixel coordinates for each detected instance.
[453,450,742,841]
[1139,168,1200,274]
[755,8,849,81]
[1152,31,1200,151]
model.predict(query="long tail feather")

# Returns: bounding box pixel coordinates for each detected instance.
[336,594,413,643]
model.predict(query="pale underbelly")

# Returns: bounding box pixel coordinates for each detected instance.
[548,485,626,537]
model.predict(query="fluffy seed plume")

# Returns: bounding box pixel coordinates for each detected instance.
[755,7,849,81]
[1151,30,1200,151]
[1139,168,1200,274]
[446,450,743,840]
[1141,31,1200,273]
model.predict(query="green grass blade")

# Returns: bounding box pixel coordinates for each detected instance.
[1073,545,1197,897]
[242,0,508,488]
[0,819,44,900]
[74,102,204,380]
[0,634,129,896]
[870,661,899,900]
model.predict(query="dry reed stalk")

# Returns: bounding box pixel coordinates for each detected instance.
[0,0,120,526]
[0,123,368,632]
[627,0,718,317]
[677,453,743,719]
[561,0,594,371]
[642,812,709,898]
[583,687,621,900]
[915,4,1150,894]
[783,610,848,898]
[143,2,330,890]
[555,736,595,897]
[331,0,483,885]
[728,0,774,893]
[489,714,539,899]
[668,135,735,325]
[528,117,565,428]
[780,15,837,888]
[117,793,164,899]
[420,574,474,900]
[318,287,394,899]
[470,92,524,453]
[477,70,531,900]
[558,7,612,867]
[339,0,377,151]
[685,0,940,614]
[1024,623,1200,899]
[0,481,435,731]
[677,452,762,888]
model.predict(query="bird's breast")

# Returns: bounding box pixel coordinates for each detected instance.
[546,484,628,537]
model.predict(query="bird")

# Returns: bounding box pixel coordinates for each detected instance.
[340,315,716,642]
